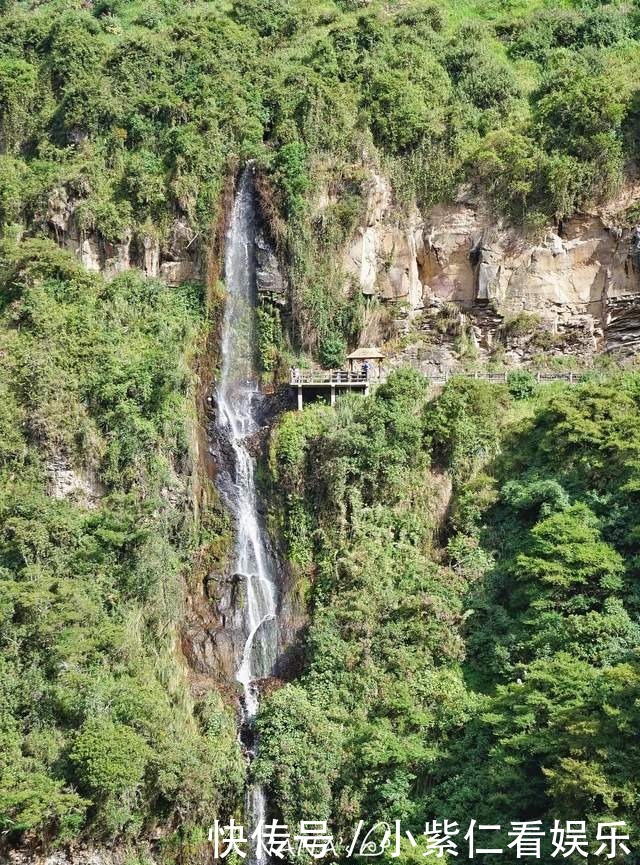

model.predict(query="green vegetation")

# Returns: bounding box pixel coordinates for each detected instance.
[256,302,283,373]
[0,238,244,854]
[2,0,640,356]
[1,0,640,859]
[506,368,538,399]
[260,371,640,861]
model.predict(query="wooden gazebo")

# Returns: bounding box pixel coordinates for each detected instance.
[346,347,385,380]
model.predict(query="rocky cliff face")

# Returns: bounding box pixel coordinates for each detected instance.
[45,186,201,284]
[46,171,640,372]
[255,227,288,305]
[340,172,640,371]
[182,384,302,699]
[46,453,103,509]
[45,183,289,304]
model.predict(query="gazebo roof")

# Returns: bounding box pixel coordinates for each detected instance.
[346,347,385,360]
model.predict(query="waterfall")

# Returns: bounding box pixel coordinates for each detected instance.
[215,166,279,860]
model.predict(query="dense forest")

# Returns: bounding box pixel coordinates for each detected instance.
[0,238,245,854]
[0,0,639,863]
[261,370,640,862]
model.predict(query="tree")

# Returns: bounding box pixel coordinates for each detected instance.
[368,67,450,154]
[254,686,343,827]
[424,378,507,480]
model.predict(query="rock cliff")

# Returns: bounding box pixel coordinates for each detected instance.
[341,172,640,371]
[45,172,640,372]
[45,186,201,284]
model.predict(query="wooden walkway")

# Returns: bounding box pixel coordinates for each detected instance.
[291,369,371,409]
[291,368,585,385]
[417,370,582,385]
[290,368,587,409]
[292,370,369,384]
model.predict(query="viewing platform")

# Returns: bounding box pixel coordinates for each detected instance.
[291,346,385,410]
[291,369,376,410]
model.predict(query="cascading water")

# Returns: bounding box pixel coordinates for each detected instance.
[215,166,279,861]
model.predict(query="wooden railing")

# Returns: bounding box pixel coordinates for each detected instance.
[425,370,581,385]
[291,370,369,384]
[291,369,586,386]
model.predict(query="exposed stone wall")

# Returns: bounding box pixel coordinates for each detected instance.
[343,173,425,311]
[338,171,640,362]
[255,227,287,306]
[44,173,640,364]
[46,453,103,510]
[44,186,202,284]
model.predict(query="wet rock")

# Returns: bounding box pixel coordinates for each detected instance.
[255,230,286,303]
[182,567,248,687]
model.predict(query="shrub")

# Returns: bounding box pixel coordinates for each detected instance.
[581,7,629,48]
[46,12,103,90]
[230,0,301,38]
[507,369,538,400]
[0,60,38,152]
[0,769,88,840]
[536,70,625,149]
[70,718,150,801]
[510,7,628,60]
[502,311,541,338]
[458,52,521,110]
[367,66,449,154]
[123,150,167,217]
[273,141,309,217]
[435,301,463,335]
[424,377,508,478]
[318,331,346,368]
[395,2,445,34]
[472,129,545,218]
[256,303,281,373]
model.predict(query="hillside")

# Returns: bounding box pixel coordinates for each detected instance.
[3,0,640,365]
[0,1,639,864]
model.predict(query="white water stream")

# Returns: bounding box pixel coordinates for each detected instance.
[215,167,278,860]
